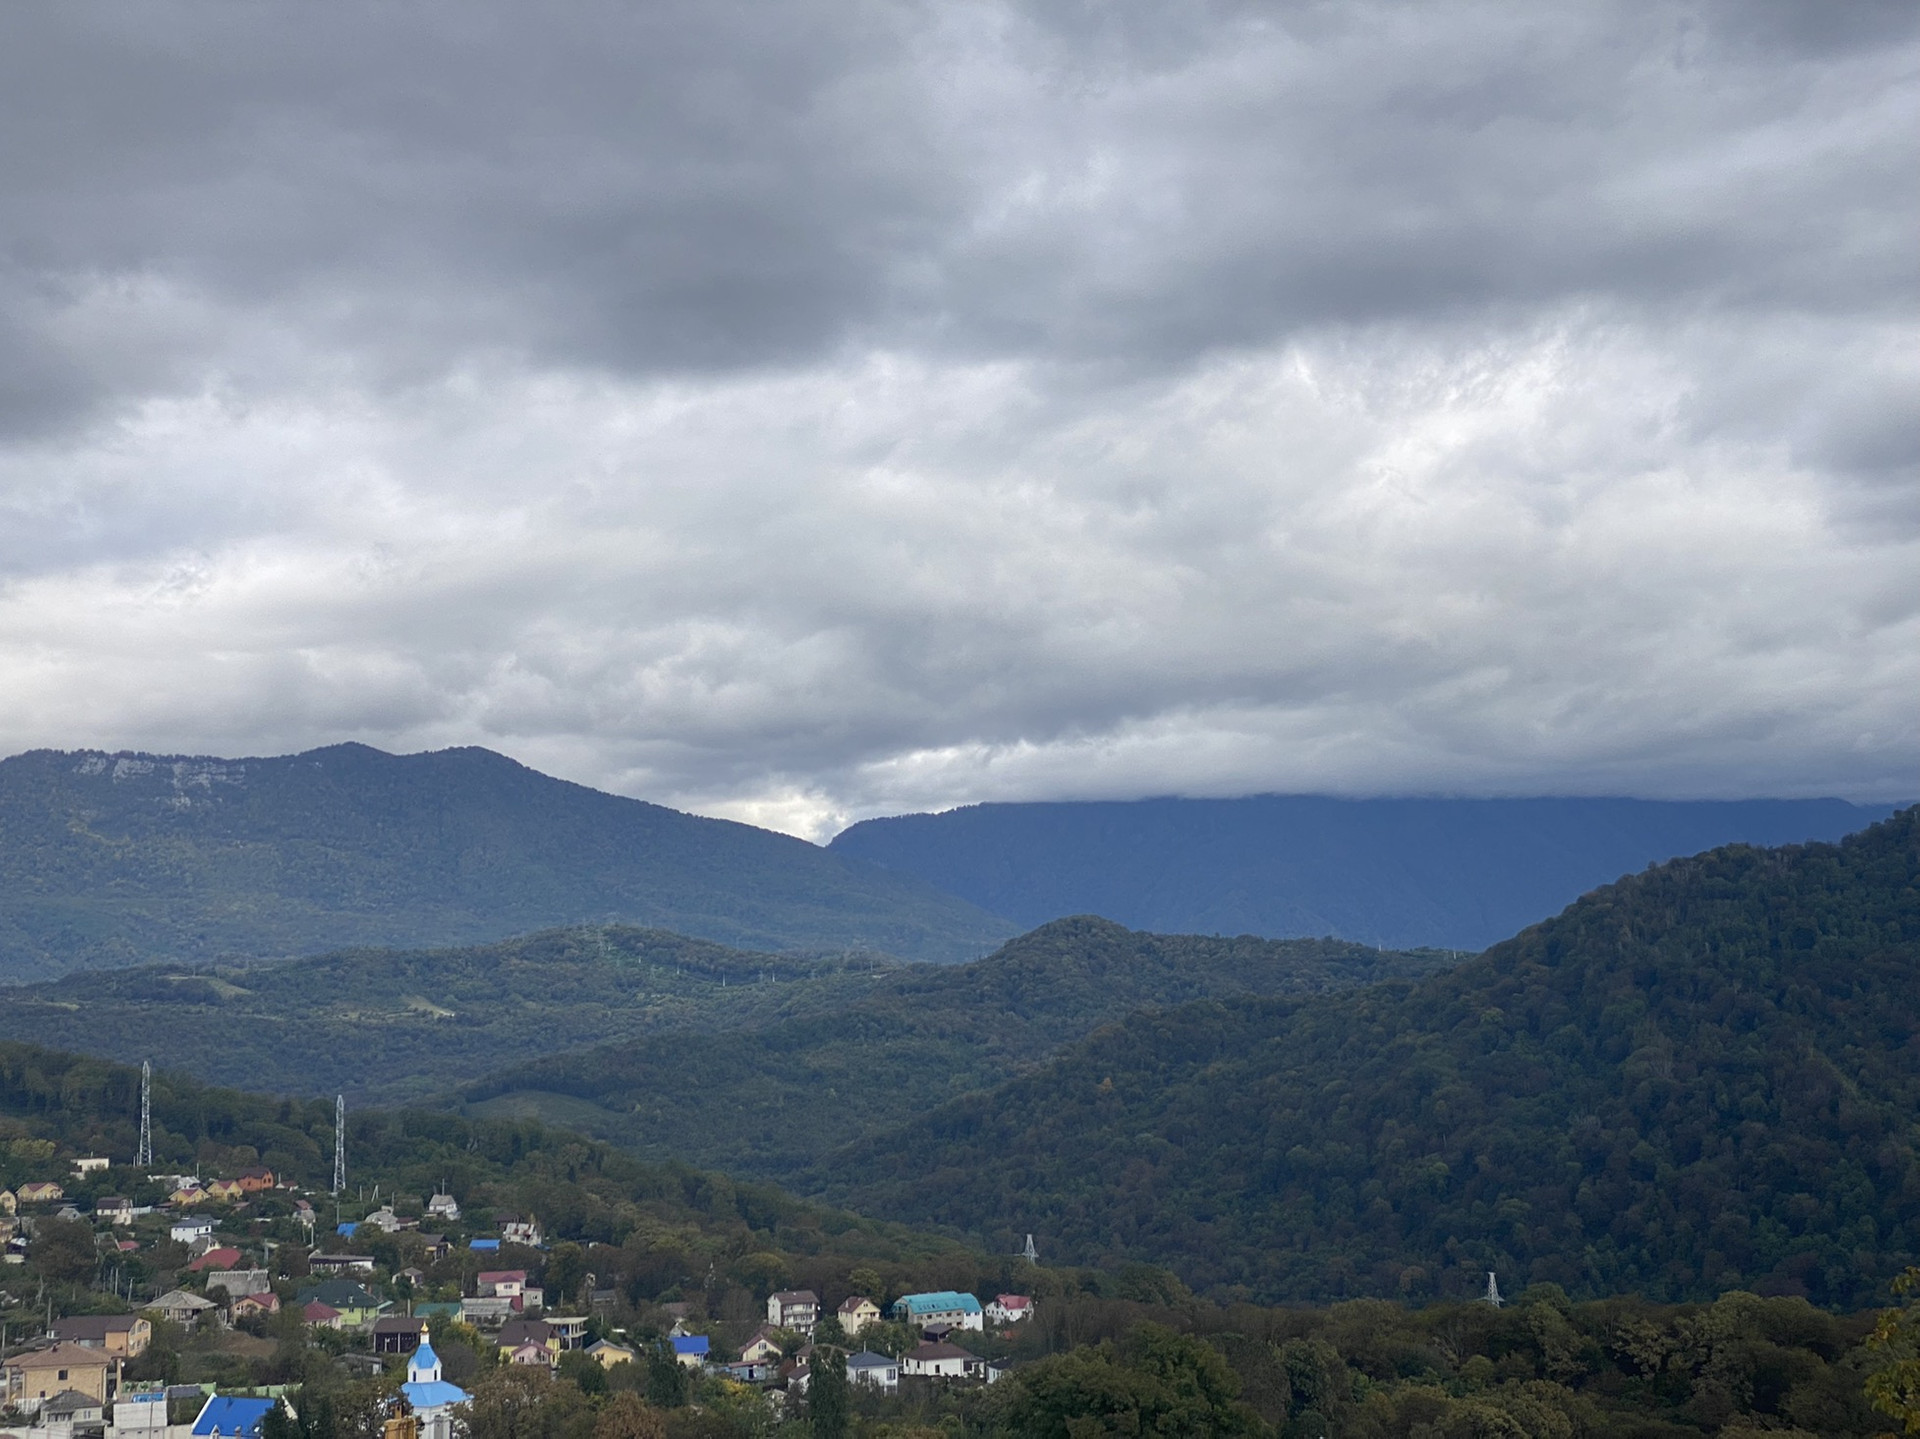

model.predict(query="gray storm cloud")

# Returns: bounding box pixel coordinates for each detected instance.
[0,0,1913,839]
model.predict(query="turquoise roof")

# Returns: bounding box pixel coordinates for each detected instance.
[893,1291,982,1315]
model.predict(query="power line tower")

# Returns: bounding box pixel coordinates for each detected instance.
[1018,1234,1039,1265]
[135,1061,152,1168]
[333,1094,346,1196]
[1483,1271,1503,1307]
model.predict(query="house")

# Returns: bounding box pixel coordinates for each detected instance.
[498,1320,557,1364]
[846,1350,900,1394]
[293,1280,386,1328]
[837,1296,881,1335]
[2,1343,115,1411]
[765,1289,818,1333]
[476,1270,526,1301]
[202,1269,272,1299]
[501,1341,551,1368]
[716,1360,773,1384]
[94,1197,135,1226]
[235,1169,275,1194]
[738,1327,784,1365]
[291,1202,315,1232]
[546,1315,589,1350]
[458,1297,514,1329]
[362,1207,408,1234]
[204,1180,244,1203]
[670,1335,709,1369]
[400,1340,471,1439]
[468,1239,500,1254]
[371,1317,427,1355]
[413,1235,451,1262]
[50,1314,150,1358]
[72,1157,110,1178]
[170,1187,209,1207]
[986,1294,1033,1326]
[585,1341,635,1370]
[190,1395,278,1439]
[302,1302,344,1330]
[230,1293,279,1320]
[0,1189,14,1216]
[170,1218,216,1245]
[496,1214,542,1247]
[38,1387,107,1439]
[891,1291,984,1331]
[18,1182,65,1204]
[146,1290,219,1329]
[425,1193,460,1222]
[306,1253,376,1276]
[396,1267,428,1291]
[901,1341,983,1380]
[186,1247,243,1274]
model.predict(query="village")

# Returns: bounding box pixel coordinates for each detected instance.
[0,1155,1039,1439]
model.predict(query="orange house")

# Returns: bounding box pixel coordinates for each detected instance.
[237,1168,276,1193]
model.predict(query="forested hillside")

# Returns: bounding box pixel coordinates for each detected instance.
[830,794,1895,949]
[0,743,1012,979]
[0,925,894,1104]
[0,1040,987,1302]
[459,918,1459,1179]
[834,808,1920,1309]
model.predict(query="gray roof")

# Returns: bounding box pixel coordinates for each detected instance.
[42,1390,104,1417]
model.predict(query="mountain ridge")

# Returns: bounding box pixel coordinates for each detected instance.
[829,793,1899,949]
[0,742,1014,978]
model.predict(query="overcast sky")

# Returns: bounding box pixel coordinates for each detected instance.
[0,1,1913,839]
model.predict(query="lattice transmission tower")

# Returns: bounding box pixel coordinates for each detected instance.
[136,1061,152,1168]
[333,1094,346,1195]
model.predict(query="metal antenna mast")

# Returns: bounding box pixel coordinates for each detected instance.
[333,1094,346,1195]
[136,1061,152,1168]
[1483,1271,1503,1307]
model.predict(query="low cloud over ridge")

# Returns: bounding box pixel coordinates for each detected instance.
[0,1,1913,839]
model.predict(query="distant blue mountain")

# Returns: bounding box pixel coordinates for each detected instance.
[827,795,1901,951]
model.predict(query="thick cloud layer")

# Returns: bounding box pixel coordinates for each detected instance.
[0,0,1913,838]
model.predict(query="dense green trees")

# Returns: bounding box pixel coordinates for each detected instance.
[842,809,1920,1306]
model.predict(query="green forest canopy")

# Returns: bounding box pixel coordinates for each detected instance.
[832,807,1920,1310]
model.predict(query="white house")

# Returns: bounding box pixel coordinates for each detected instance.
[766,1290,818,1333]
[985,1294,1034,1326]
[170,1218,216,1245]
[426,1193,460,1222]
[846,1351,899,1393]
[902,1341,982,1380]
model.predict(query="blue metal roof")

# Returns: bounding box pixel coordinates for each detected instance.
[191,1396,277,1439]
[671,1335,710,1356]
[401,1381,471,1411]
[469,1238,500,1251]
[336,1222,358,1237]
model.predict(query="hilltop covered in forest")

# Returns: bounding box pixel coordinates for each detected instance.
[833,808,1920,1310]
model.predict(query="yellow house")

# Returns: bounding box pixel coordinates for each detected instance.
[0,1189,17,1216]
[171,1186,208,1206]
[206,1179,246,1202]
[837,1296,881,1335]
[2,1343,115,1411]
